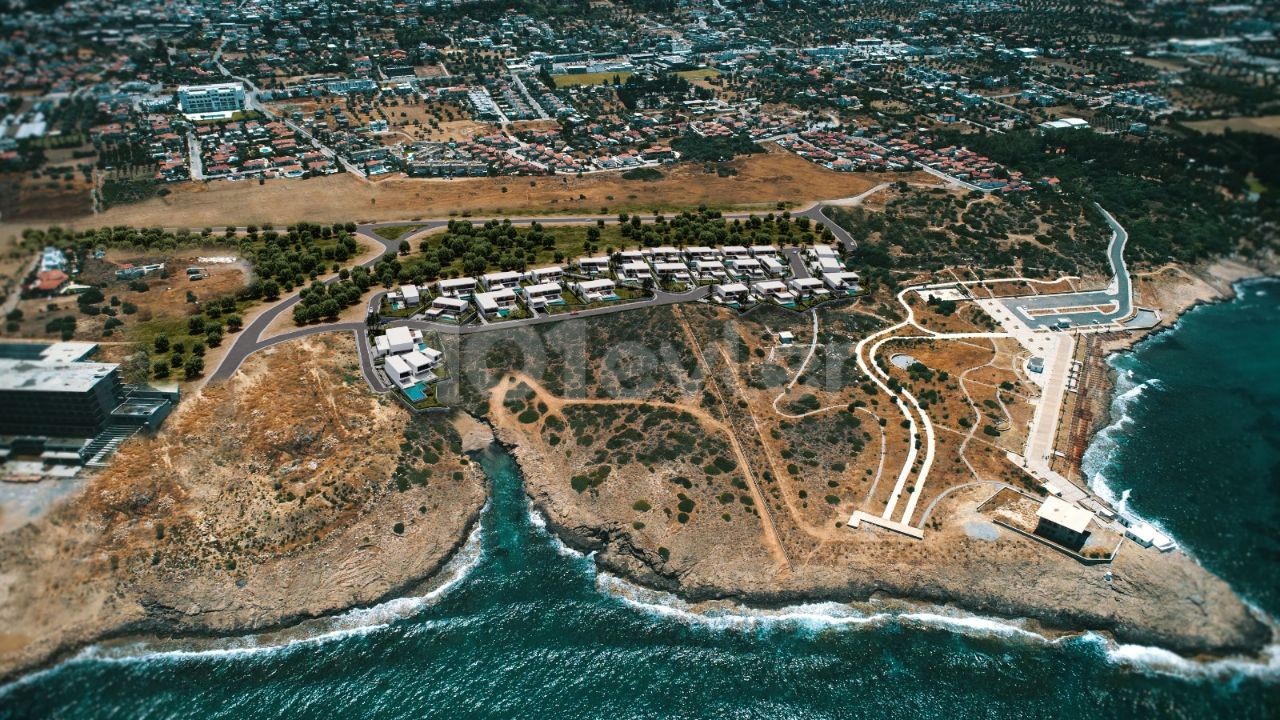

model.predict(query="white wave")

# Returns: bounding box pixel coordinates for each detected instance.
[1095,635,1280,681]
[527,506,589,559]
[13,523,487,675]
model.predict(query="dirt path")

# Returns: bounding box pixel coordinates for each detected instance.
[490,370,793,571]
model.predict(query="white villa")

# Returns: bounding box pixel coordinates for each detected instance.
[712,282,752,306]
[617,260,652,282]
[523,282,564,309]
[788,277,829,300]
[752,280,796,304]
[373,325,419,357]
[618,250,646,264]
[653,261,692,283]
[481,270,523,291]
[427,295,469,321]
[749,245,778,258]
[726,257,765,280]
[822,271,861,294]
[721,245,750,259]
[648,246,683,263]
[384,349,441,390]
[692,259,728,281]
[577,256,611,276]
[438,277,477,298]
[807,244,843,274]
[475,288,519,317]
[684,246,718,263]
[573,278,617,302]
[760,256,788,277]
[400,284,421,306]
[526,266,564,284]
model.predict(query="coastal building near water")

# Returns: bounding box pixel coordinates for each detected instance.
[1034,496,1093,549]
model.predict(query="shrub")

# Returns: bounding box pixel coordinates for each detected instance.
[633,500,652,512]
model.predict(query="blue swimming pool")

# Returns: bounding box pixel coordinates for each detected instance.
[403,384,427,402]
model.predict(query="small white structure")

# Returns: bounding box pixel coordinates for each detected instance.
[573,278,617,302]
[1034,496,1093,547]
[821,271,861,294]
[617,260,652,282]
[526,266,563,284]
[481,270,523,291]
[438,277,477,298]
[523,282,564,309]
[788,277,829,300]
[653,261,692,282]
[712,282,752,306]
[400,284,421,306]
[475,288,519,317]
[752,280,796,304]
[427,296,469,321]
[726,257,764,280]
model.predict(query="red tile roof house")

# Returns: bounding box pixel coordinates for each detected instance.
[33,269,69,294]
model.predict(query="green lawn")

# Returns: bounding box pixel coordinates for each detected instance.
[674,68,721,82]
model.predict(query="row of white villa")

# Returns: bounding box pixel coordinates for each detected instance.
[383,243,857,320]
[371,326,444,391]
[710,271,860,307]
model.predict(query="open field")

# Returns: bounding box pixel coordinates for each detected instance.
[553,71,632,88]
[57,152,927,228]
[1185,115,1280,139]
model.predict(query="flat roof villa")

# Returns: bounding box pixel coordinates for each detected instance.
[653,261,692,282]
[788,277,830,299]
[475,288,519,317]
[760,256,787,277]
[749,245,778,258]
[726,257,765,279]
[618,250,646,264]
[481,271,523,291]
[438,277,477,298]
[721,245,750,259]
[523,282,564,309]
[684,246,718,262]
[427,296,469,321]
[822,271,861,294]
[752,280,796,304]
[373,326,423,357]
[526,266,563,284]
[577,256,611,276]
[712,282,752,306]
[573,278,617,302]
[693,259,728,280]
[617,260,652,282]
[400,284,421,306]
[648,246,682,263]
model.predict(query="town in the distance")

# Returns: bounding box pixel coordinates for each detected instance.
[0,0,1277,690]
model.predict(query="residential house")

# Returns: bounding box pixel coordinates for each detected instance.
[616,260,652,283]
[481,270,523,291]
[653,261,692,283]
[788,277,829,300]
[712,282,752,306]
[821,271,861,294]
[438,277,477,298]
[577,256,611,276]
[523,282,564,309]
[683,246,719,263]
[426,296,469,321]
[573,278,617,302]
[526,266,563,284]
[400,284,421,306]
[721,245,750,260]
[726,257,765,280]
[692,259,728,281]
[475,288,519,317]
[752,280,796,304]
[759,256,788,277]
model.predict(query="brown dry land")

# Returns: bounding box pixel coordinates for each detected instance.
[58,152,920,228]
[0,333,487,681]
[469,299,1269,655]
[1186,115,1280,139]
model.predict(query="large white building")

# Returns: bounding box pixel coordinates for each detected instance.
[176,82,246,117]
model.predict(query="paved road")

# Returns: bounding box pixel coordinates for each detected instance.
[205,199,866,386]
[997,203,1132,329]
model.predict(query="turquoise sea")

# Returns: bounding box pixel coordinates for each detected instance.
[2,280,1279,719]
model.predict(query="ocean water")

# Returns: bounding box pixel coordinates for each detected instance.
[3,283,1280,719]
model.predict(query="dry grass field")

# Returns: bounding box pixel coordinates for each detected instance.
[1186,115,1280,139]
[64,151,929,228]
